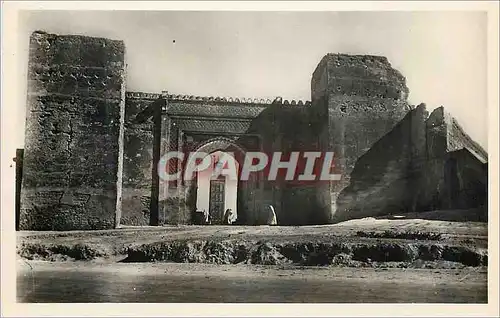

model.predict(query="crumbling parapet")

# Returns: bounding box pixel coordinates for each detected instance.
[311,54,409,101]
[426,106,487,161]
[419,106,487,212]
[19,31,126,230]
[332,103,488,222]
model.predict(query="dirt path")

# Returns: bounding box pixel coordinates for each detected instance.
[18,218,488,247]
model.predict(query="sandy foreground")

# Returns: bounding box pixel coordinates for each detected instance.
[17,259,487,282]
[17,260,488,303]
[16,217,489,303]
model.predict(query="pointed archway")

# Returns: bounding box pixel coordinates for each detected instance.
[184,137,254,224]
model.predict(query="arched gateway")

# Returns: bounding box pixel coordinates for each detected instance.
[183,137,251,225]
[136,94,266,226]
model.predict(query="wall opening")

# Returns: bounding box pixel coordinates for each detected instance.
[195,150,240,224]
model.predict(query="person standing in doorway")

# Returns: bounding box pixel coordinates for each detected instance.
[267,205,277,225]
[203,209,210,225]
[223,209,237,225]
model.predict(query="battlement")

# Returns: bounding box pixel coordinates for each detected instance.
[312,53,409,101]
[318,53,406,82]
[125,91,311,106]
[326,53,390,67]
[29,30,125,68]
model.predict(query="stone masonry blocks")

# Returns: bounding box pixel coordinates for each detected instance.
[311,53,411,222]
[19,31,126,230]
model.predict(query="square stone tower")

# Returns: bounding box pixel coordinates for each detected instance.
[311,54,411,222]
[19,31,126,230]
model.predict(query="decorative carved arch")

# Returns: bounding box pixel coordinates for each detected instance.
[192,137,247,156]
[183,136,248,185]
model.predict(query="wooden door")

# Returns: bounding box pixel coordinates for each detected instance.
[209,179,225,224]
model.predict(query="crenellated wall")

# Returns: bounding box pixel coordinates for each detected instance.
[126,92,311,106]
[121,92,317,226]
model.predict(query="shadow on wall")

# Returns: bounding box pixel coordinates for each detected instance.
[333,104,488,223]
[241,99,330,225]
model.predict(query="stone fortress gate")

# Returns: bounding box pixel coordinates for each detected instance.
[18,31,488,230]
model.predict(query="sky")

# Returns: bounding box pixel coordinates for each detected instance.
[14,10,488,150]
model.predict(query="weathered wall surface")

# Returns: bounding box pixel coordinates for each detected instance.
[120,93,158,225]
[426,106,487,161]
[415,106,488,214]
[311,54,411,222]
[245,98,330,225]
[274,104,328,225]
[333,104,488,222]
[444,149,488,211]
[333,104,427,222]
[19,31,126,230]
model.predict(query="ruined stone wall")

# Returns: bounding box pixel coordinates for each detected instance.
[241,101,279,224]
[19,31,126,230]
[333,105,427,222]
[311,54,411,222]
[444,149,488,210]
[416,107,488,213]
[448,120,488,160]
[333,104,488,222]
[426,106,487,161]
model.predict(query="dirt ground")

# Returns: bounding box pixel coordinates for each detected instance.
[16,218,489,303]
[17,260,488,303]
[17,216,488,249]
[16,217,488,269]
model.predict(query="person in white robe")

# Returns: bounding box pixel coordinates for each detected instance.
[267,205,277,225]
[223,209,237,225]
[203,209,209,224]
